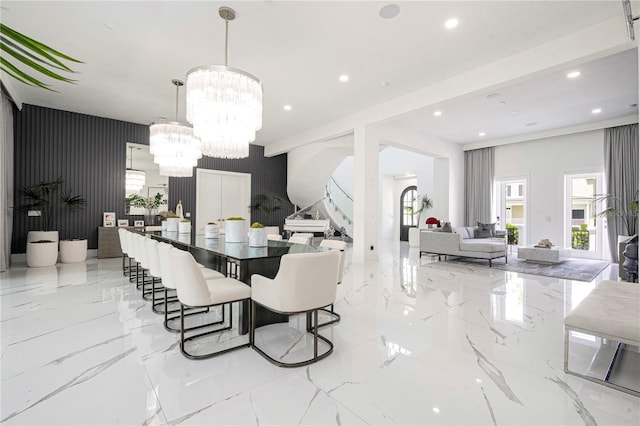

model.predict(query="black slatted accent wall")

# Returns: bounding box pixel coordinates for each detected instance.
[12,105,148,253]
[168,144,293,230]
[12,104,292,253]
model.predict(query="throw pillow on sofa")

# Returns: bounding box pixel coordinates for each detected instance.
[477,221,496,237]
[474,228,493,238]
[440,222,453,233]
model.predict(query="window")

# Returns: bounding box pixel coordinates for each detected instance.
[518,184,523,196]
[507,186,511,197]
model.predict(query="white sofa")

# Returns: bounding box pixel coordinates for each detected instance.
[419,226,507,267]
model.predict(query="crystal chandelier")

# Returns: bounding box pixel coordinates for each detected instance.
[150,79,202,177]
[186,6,262,159]
[126,146,145,194]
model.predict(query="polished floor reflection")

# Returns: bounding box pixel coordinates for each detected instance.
[1,242,638,425]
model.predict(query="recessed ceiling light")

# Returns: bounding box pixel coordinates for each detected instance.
[339,74,349,82]
[478,131,486,137]
[104,22,115,30]
[433,110,442,117]
[381,81,390,87]
[379,4,400,19]
[283,105,292,111]
[444,18,459,29]
[592,108,602,114]
[433,407,441,414]
[499,101,506,106]
[566,71,581,79]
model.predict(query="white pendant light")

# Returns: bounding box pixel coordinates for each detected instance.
[186,6,262,159]
[126,146,145,194]
[150,79,202,177]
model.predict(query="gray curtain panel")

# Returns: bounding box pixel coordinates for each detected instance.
[464,147,494,226]
[1,94,14,271]
[604,123,638,263]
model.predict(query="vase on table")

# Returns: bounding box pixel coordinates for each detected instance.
[145,208,158,226]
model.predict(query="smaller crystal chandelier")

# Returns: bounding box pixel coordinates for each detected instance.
[150,79,202,177]
[186,6,263,159]
[126,146,145,194]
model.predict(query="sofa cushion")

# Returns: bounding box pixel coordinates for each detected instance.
[465,227,476,238]
[452,227,469,239]
[474,228,492,238]
[460,239,506,253]
[477,222,497,237]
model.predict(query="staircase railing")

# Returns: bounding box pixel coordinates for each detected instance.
[325,177,353,230]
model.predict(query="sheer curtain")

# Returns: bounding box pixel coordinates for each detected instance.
[0,93,14,271]
[464,147,494,226]
[604,123,638,263]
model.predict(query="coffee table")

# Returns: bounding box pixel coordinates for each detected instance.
[517,245,569,263]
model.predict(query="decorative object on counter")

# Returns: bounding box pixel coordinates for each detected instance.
[126,192,168,224]
[225,217,248,243]
[117,219,129,227]
[205,222,220,239]
[149,79,202,177]
[535,238,554,248]
[176,200,184,219]
[178,219,192,234]
[133,220,145,227]
[249,222,268,247]
[186,6,263,159]
[425,217,439,228]
[103,212,116,227]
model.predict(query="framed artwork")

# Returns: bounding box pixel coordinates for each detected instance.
[117,219,129,227]
[103,212,116,227]
[134,220,145,227]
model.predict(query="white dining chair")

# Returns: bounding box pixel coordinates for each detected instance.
[250,250,341,367]
[316,239,347,327]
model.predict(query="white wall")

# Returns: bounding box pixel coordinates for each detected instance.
[494,129,604,247]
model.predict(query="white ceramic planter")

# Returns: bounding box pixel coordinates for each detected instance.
[161,221,168,232]
[205,224,220,239]
[27,241,59,267]
[249,228,268,247]
[59,239,87,263]
[27,230,59,244]
[166,218,180,232]
[178,221,191,234]
[225,220,248,243]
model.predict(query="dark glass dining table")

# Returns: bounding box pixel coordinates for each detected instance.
[147,231,323,333]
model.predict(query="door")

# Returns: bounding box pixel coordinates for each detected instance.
[564,173,604,259]
[400,186,418,241]
[196,169,251,235]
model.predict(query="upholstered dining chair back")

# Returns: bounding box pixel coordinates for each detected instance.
[134,235,149,268]
[171,249,215,307]
[157,242,177,290]
[118,228,129,255]
[145,238,162,279]
[319,239,346,284]
[267,234,283,241]
[251,250,340,313]
[288,235,310,245]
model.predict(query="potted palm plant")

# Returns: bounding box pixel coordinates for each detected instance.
[20,177,86,266]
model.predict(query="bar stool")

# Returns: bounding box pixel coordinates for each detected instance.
[118,228,130,277]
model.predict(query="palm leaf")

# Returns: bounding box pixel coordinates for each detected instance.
[1,57,53,90]
[0,35,73,72]
[60,191,87,212]
[0,24,81,89]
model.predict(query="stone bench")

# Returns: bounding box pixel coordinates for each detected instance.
[563,280,640,396]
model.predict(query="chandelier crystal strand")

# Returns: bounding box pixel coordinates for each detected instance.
[186,6,262,159]
[149,79,202,177]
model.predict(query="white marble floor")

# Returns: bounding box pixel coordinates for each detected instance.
[1,242,638,425]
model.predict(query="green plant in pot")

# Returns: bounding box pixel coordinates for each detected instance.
[249,222,268,247]
[20,177,86,266]
[594,191,638,237]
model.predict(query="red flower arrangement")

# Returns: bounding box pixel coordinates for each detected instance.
[425,217,439,225]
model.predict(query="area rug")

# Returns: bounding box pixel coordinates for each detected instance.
[446,255,609,282]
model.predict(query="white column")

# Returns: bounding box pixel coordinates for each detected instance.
[352,124,378,263]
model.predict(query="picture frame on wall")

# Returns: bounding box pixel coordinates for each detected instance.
[103,212,116,227]
[117,219,129,227]
[134,220,145,227]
